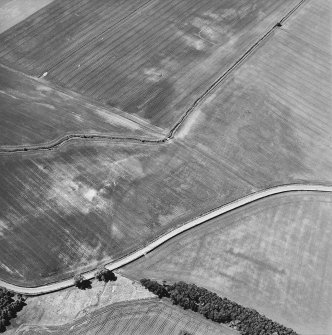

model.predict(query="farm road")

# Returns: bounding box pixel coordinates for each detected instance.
[0,184,331,295]
[0,0,324,294]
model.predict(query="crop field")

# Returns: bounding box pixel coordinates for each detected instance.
[0,65,163,148]
[121,192,332,335]
[175,0,332,188]
[0,140,253,286]
[14,299,237,335]
[0,0,53,34]
[0,0,331,288]
[5,274,155,334]
[0,0,300,129]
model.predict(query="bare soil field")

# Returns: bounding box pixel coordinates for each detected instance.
[13,299,237,335]
[0,140,253,286]
[0,64,163,148]
[121,192,332,335]
[0,0,299,129]
[0,0,53,34]
[5,274,155,334]
[175,0,332,188]
[0,0,331,288]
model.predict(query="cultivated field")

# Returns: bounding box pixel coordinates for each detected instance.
[121,192,332,335]
[14,299,237,335]
[0,0,53,34]
[5,274,155,334]
[0,0,300,129]
[0,64,163,148]
[0,0,331,288]
[0,140,253,286]
[175,0,332,187]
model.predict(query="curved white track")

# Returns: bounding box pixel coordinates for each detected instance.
[0,183,331,295]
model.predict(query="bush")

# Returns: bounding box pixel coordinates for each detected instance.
[94,267,116,282]
[0,287,26,332]
[140,279,169,298]
[74,274,91,290]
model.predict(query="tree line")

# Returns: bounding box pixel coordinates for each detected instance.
[74,266,117,289]
[140,279,298,335]
[0,287,26,333]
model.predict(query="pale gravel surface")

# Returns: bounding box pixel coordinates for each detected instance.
[4,274,155,334]
[0,184,331,295]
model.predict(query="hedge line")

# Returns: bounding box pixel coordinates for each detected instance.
[140,279,297,335]
[0,287,26,333]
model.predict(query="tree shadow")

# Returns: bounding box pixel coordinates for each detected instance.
[104,271,117,283]
[77,279,92,290]
[96,270,117,283]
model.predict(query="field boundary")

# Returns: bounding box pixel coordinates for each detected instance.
[0,0,307,153]
[14,297,237,335]
[36,0,156,77]
[168,0,308,139]
[0,183,331,295]
[0,133,165,154]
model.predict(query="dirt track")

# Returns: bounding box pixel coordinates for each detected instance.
[0,183,331,295]
[0,0,307,153]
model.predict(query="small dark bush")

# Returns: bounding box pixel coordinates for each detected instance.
[74,274,92,290]
[0,287,26,332]
[94,267,117,282]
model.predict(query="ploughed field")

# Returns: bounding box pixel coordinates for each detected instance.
[121,192,332,335]
[0,140,253,286]
[0,0,53,34]
[0,65,163,148]
[14,299,237,335]
[4,274,155,334]
[175,0,332,185]
[0,0,300,129]
[0,0,331,287]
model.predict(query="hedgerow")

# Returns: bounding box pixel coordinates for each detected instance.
[0,287,26,332]
[140,279,297,335]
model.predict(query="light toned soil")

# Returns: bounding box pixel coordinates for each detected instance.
[13,299,237,335]
[121,192,332,335]
[0,0,299,130]
[0,0,53,34]
[0,0,331,288]
[0,64,163,148]
[2,185,328,296]
[0,139,253,286]
[5,273,155,334]
[176,0,332,188]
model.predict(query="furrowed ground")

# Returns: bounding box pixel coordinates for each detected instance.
[0,140,253,286]
[0,64,163,148]
[0,0,300,129]
[0,0,53,34]
[121,192,332,335]
[13,299,237,335]
[174,0,332,186]
[4,274,156,334]
[0,0,331,287]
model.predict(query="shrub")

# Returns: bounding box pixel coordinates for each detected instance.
[140,279,169,298]
[94,266,116,282]
[0,287,26,332]
[74,274,91,289]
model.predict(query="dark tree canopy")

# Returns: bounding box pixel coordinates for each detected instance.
[0,287,26,332]
[140,279,298,335]
[73,274,91,290]
[94,267,117,282]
